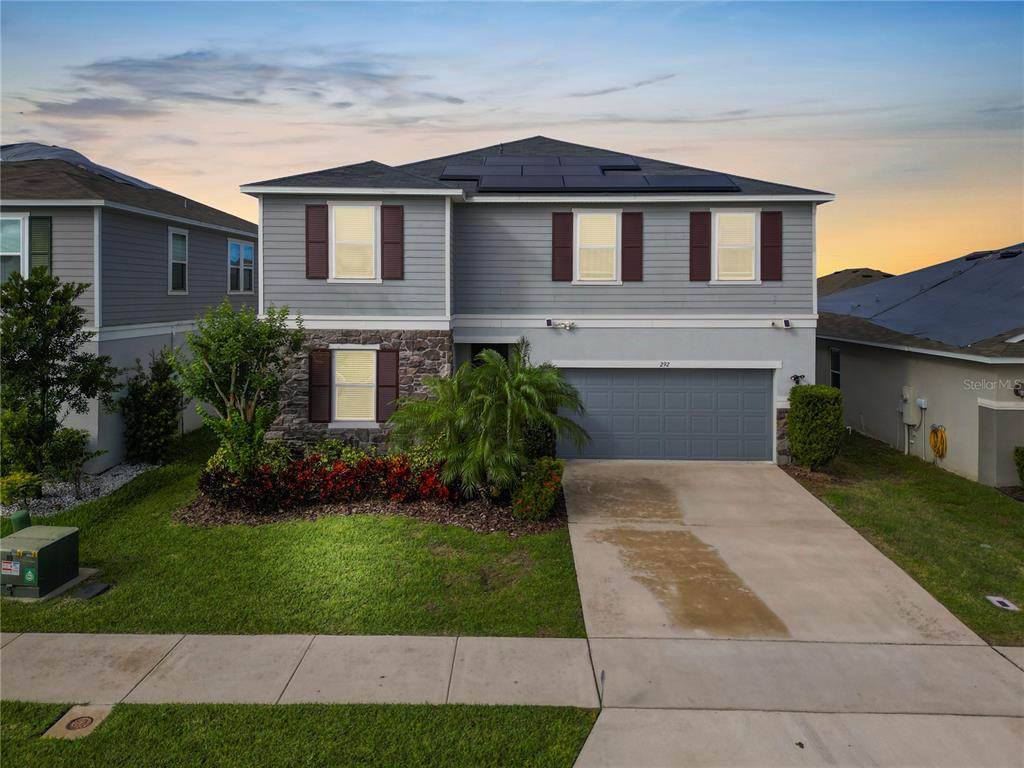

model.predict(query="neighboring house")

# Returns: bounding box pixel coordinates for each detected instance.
[243,136,833,461]
[816,244,1024,486]
[1,143,258,471]
[818,267,891,296]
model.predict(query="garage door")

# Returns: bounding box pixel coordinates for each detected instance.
[558,368,773,460]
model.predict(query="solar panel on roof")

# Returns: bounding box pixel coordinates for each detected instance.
[559,155,639,170]
[645,174,739,191]
[485,156,559,166]
[441,165,522,179]
[476,175,564,190]
[524,164,602,176]
[561,176,650,191]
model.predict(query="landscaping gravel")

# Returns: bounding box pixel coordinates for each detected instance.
[1,462,154,519]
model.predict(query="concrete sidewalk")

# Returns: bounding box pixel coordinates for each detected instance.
[0,632,599,708]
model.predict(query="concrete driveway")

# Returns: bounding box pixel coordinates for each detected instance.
[565,460,1024,767]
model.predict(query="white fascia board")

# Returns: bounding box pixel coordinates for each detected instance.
[240,185,464,198]
[93,207,102,328]
[1,199,257,238]
[280,316,451,331]
[549,359,783,369]
[453,314,817,329]
[818,335,1024,365]
[466,194,835,204]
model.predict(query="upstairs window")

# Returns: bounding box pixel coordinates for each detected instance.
[713,211,758,282]
[334,349,376,421]
[1,214,27,285]
[575,211,619,283]
[168,227,189,293]
[228,240,255,293]
[331,204,378,281]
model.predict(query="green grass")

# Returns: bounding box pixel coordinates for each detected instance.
[0,701,597,768]
[0,431,585,637]
[790,432,1024,646]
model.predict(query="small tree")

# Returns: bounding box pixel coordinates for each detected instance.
[169,301,303,475]
[388,340,588,496]
[119,353,183,464]
[0,269,118,473]
[788,384,845,470]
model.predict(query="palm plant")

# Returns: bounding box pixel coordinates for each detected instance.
[388,340,588,496]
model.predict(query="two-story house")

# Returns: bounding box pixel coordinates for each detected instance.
[243,137,833,462]
[1,143,258,470]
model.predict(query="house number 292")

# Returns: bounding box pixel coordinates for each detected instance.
[659,361,671,368]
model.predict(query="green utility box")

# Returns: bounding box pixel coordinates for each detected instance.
[1,526,79,599]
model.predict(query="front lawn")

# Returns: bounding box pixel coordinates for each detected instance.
[0,430,585,637]
[789,432,1024,646]
[1,701,597,768]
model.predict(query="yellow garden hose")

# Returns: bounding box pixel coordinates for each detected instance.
[929,425,948,459]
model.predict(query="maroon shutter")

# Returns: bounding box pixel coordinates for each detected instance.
[305,205,328,279]
[380,205,404,280]
[621,212,643,281]
[761,211,783,281]
[552,212,573,281]
[376,349,400,422]
[689,211,711,281]
[308,349,331,423]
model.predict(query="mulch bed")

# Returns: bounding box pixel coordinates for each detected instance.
[781,463,853,486]
[176,488,568,536]
[997,486,1024,503]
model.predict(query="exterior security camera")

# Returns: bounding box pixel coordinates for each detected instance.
[783,319,792,329]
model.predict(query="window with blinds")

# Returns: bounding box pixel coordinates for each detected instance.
[334,349,376,421]
[168,228,189,293]
[714,212,757,281]
[332,205,377,280]
[576,212,618,282]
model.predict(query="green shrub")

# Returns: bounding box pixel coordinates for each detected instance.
[43,427,102,499]
[119,353,182,464]
[208,439,294,474]
[307,439,373,467]
[524,422,557,461]
[1014,446,1024,485]
[0,471,42,506]
[512,458,564,521]
[788,385,845,471]
[0,406,36,474]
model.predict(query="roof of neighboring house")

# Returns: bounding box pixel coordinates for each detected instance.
[818,267,892,296]
[243,136,833,198]
[1,144,257,235]
[818,242,1024,358]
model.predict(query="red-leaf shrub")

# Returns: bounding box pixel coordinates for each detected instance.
[511,458,564,521]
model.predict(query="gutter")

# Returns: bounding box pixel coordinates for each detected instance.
[818,335,1024,365]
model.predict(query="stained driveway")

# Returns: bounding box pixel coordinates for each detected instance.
[564,460,979,643]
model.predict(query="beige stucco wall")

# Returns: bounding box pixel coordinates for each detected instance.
[815,340,1024,484]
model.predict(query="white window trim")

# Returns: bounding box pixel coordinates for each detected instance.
[331,346,378,425]
[227,238,255,294]
[328,201,382,284]
[0,212,29,279]
[572,209,622,285]
[709,208,761,285]
[167,226,189,295]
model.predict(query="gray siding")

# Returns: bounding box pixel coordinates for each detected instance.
[452,202,814,315]
[0,205,96,325]
[262,195,446,317]
[101,210,256,326]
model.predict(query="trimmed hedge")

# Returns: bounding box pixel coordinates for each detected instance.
[1014,446,1024,485]
[788,384,845,471]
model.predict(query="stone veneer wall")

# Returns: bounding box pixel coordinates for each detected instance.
[270,329,453,449]
[775,407,790,465]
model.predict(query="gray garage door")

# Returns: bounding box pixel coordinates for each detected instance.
[558,368,773,460]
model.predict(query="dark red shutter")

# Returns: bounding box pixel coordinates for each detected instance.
[380,205,404,280]
[621,212,643,281]
[689,211,711,281]
[305,205,328,279]
[761,211,783,281]
[376,349,400,422]
[552,212,573,281]
[308,349,331,423]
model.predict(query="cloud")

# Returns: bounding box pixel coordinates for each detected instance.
[567,73,676,99]
[28,96,163,119]
[330,101,355,110]
[71,49,464,110]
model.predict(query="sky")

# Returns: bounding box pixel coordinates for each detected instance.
[2,1,1022,276]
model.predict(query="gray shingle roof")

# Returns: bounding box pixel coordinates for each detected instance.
[243,136,831,198]
[818,267,892,297]
[818,243,1024,354]
[2,157,256,234]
